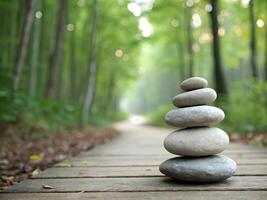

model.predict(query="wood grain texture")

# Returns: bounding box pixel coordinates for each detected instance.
[81,147,267,156]
[4,176,267,192]
[33,165,267,178]
[2,122,267,199]
[1,191,267,200]
[59,157,267,167]
[77,153,267,159]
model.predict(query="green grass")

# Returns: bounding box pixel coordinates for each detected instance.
[146,80,267,139]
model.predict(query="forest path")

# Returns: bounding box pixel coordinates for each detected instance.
[1,120,267,199]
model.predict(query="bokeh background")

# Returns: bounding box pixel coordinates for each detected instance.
[0,0,266,145]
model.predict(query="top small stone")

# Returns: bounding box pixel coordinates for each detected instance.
[180,77,208,91]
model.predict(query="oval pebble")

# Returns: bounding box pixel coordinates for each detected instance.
[164,127,229,156]
[173,88,217,107]
[180,77,208,91]
[165,105,225,128]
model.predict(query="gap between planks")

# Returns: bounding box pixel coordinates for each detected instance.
[31,165,267,179]
[3,176,267,193]
[1,191,267,200]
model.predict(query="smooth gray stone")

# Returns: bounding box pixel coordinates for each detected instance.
[173,88,217,107]
[180,77,208,91]
[165,105,224,128]
[164,127,229,156]
[159,155,237,183]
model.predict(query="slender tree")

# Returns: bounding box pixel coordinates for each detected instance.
[102,69,116,116]
[249,0,258,78]
[209,0,228,94]
[174,17,185,81]
[177,41,185,81]
[45,0,68,99]
[12,0,36,94]
[186,6,194,77]
[29,0,42,97]
[82,0,98,124]
[69,29,77,99]
[264,20,267,80]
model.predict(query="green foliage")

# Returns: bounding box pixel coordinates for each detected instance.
[0,0,140,136]
[222,80,267,135]
[0,92,15,123]
[4,96,82,137]
[146,104,173,127]
[88,111,128,128]
[0,0,267,142]
[146,80,267,137]
[0,86,129,136]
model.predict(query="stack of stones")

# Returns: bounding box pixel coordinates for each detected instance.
[159,77,237,183]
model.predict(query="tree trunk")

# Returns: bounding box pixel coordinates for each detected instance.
[249,0,258,78]
[82,0,97,124]
[174,11,185,81]
[69,29,77,99]
[209,0,228,95]
[29,0,42,97]
[12,0,36,94]
[107,70,116,115]
[186,7,193,77]
[177,41,185,81]
[45,0,67,99]
[264,22,267,80]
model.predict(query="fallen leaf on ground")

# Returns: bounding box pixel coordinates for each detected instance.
[31,168,40,176]
[42,184,55,189]
[81,160,89,166]
[54,163,72,167]
[29,154,43,161]
[0,126,118,191]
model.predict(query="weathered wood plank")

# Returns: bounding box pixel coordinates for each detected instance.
[82,141,266,150]
[77,153,267,159]
[74,155,267,160]
[1,191,267,200]
[82,148,267,156]
[4,176,267,192]
[60,157,267,167]
[97,144,266,151]
[33,165,267,178]
[3,122,267,199]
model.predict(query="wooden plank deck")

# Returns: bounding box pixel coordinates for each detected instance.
[1,121,267,199]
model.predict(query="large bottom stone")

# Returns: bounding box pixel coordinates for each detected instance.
[159,155,236,183]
